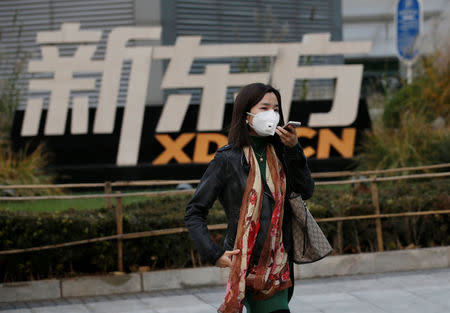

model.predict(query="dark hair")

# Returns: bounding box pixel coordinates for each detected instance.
[228,83,285,148]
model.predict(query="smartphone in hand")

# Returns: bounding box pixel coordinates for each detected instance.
[282,121,302,129]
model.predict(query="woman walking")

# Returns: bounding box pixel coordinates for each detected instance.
[185,83,314,313]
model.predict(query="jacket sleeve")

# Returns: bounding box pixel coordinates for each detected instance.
[184,151,228,265]
[284,142,315,200]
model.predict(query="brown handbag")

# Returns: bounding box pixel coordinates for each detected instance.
[289,192,333,264]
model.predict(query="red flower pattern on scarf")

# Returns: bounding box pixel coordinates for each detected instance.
[249,189,257,206]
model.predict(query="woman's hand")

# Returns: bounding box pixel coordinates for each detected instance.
[275,125,298,147]
[215,249,240,268]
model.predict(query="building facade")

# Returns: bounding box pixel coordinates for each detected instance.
[343,0,449,95]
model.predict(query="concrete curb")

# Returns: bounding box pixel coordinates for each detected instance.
[293,245,450,279]
[1,246,449,303]
[62,273,141,298]
[0,279,60,302]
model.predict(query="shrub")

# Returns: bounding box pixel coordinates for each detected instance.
[383,46,449,128]
[358,46,450,169]
[0,15,58,194]
[358,112,449,169]
[0,180,448,282]
[0,145,61,196]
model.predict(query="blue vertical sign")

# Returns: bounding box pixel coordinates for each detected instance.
[395,0,422,62]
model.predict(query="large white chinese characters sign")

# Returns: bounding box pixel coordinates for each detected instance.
[21,23,371,166]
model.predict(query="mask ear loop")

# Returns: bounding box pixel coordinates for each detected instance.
[246,112,254,125]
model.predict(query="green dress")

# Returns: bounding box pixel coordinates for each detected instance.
[244,288,290,313]
[244,136,290,313]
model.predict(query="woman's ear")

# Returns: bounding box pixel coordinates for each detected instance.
[246,113,253,126]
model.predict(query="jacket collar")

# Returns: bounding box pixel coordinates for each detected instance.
[240,149,250,173]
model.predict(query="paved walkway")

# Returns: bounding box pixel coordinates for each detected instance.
[1,268,449,313]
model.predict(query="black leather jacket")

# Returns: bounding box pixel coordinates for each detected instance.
[184,142,314,266]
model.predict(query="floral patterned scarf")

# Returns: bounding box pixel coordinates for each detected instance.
[218,144,291,313]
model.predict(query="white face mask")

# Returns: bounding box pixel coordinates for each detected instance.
[247,110,280,136]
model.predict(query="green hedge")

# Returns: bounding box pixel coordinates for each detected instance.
[0,179,449,282]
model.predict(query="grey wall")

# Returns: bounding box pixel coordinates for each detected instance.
[162,0,342,44]
[160,0,343,102]
[0,0,136,109]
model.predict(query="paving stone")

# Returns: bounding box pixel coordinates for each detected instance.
[288,300,322,313]
[296,292,360,304]
[141,295,217,313]
[406,286,450,309]
[31,304,91,313]
[194,291,224,309]
[140,294,216,313]
[315,301,388,313]
[351,289,442,313]
[155,305,214,313]
[296,293,387,313]
[139,295,205,309]
[84,299,149,313]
